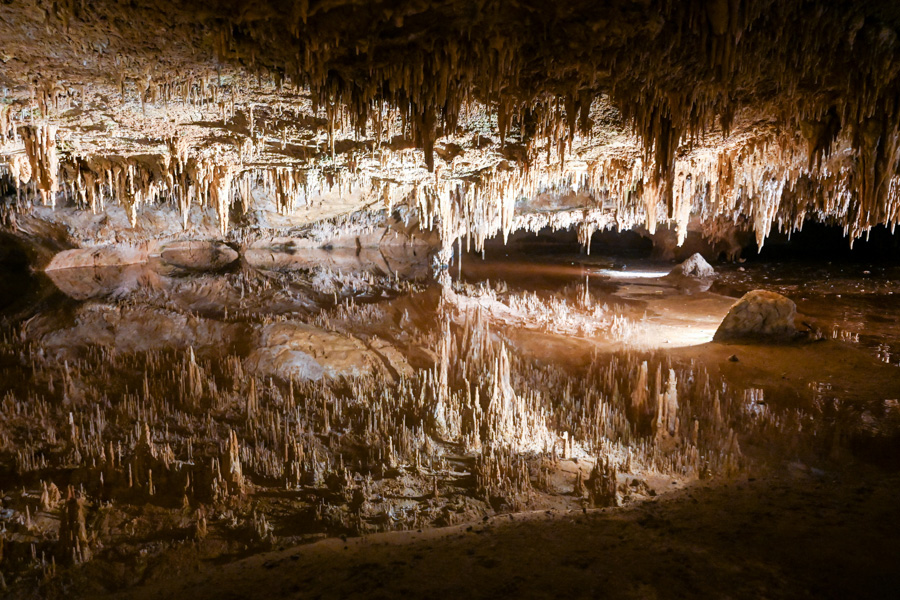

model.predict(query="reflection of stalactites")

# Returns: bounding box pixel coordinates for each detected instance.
[181,347,204,406]
[630,361,650,421]
[655,368,680,447]
[59,485,91,564]
[432,320,452,440]
[20,125,58,207]
[223,428,244,495]
[587,457,619,508]
[210,165,235,236]
[490,343,515,418]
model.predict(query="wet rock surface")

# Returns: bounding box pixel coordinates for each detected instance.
[668,253,716,279]
[714,290,799,341]
[158,241,238,271]
[109,472,900,600]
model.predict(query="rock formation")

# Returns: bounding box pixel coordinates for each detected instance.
[0,2,899,597]
[713,290,799,341]
[668,253,716,280]
[1,2,899,258]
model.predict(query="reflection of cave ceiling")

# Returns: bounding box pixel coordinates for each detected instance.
[1,1,900,252]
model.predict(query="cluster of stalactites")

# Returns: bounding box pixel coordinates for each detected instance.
[3,113,900,255]
[667,131,900,247]
[204,0,900,242]
[4,0,899,251]
[1,139,414,236]
[19,125,60,207]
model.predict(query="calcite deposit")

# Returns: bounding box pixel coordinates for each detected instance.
[714,290,799,341]
[668,253,716,279]
[1,1,900,259]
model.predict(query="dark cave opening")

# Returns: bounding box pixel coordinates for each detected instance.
[471,221,900,266]
[742,222,900,263]
[0,233,42,315]
[471,227,653,260]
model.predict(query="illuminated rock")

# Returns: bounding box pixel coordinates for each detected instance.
[3,2,900,255]
[668,253,716,279]
[713,290,799,341]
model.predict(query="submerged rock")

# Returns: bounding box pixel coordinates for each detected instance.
[713,290,799,341]
[668,253,716,279]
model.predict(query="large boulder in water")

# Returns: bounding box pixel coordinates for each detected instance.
[668,253,715,279]
[714,290,799,341]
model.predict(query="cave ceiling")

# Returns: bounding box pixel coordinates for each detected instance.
[1,0,900,252]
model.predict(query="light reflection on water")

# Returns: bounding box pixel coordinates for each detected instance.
[454,248,900,368]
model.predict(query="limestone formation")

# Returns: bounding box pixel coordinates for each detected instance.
[1,2,900,257]
[159,241,239,271]
[668,253,716,280]
[714,290,799,342]
[0,2,898,596]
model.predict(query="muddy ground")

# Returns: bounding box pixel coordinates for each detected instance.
[104,466,900,600]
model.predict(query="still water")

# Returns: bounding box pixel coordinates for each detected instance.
[0,238,898,589]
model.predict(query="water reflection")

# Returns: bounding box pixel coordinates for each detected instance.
[0,249,898,586]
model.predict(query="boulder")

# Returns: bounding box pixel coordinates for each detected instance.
[159,241,238,270]
[668,253,715,279]
[713,290,799,341]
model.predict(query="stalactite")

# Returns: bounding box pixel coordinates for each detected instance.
[19,125,58,207]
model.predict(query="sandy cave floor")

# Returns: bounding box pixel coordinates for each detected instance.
[108,468,900,600]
